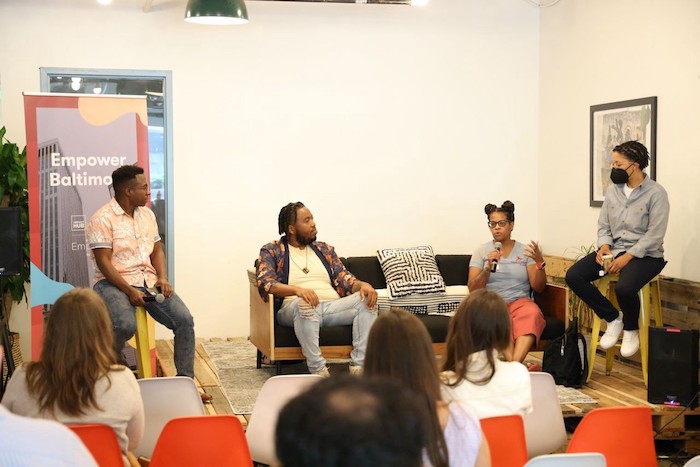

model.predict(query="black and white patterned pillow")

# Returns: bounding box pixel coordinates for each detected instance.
[377,246,446,298]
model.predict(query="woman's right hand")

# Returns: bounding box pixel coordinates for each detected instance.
[487,248,501,265]
[595,245,612,265]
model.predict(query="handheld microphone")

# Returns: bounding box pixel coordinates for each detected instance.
[143,287,165,304]
[490,241,502,273]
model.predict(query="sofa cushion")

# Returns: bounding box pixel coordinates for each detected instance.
[376,286,468,316]
[435,254,471,286]
[377,246,446,298]
[341,256,386,290]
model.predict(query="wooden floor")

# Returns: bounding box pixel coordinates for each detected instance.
[157,339,700,461]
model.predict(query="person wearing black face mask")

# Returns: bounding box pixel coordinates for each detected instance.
[566,141,669,358]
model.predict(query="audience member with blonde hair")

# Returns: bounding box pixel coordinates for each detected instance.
[364,308,490,467]
[441,289,532,419]
[1,288,144,466]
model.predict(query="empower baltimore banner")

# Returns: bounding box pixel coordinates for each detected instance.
[24,93,149,358]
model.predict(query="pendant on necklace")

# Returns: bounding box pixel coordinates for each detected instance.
[302,267,309,274]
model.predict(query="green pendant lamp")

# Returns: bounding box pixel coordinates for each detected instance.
[185,0,249,25]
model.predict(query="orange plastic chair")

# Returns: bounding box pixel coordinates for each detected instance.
[480,415,529,467]
[149,415,252,467]
[566,406,656,467]
[68,423,124,467]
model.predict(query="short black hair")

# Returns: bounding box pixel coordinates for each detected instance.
[484,200,515,222]
[111,165,144,194]
[276,375,427,467]
[278,202,305,235]
[613,140,649,170]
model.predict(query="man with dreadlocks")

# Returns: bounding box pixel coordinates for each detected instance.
[566,140,669,358]
[256,202,378,377]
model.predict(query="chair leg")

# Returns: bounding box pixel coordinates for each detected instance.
[588,314,601,383]
[639,284,651,388]
[256,349,262,369]
[605,349,615,375]
[651,280,663,327]
[276,361,282,375]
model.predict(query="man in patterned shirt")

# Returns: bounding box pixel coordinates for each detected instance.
[86,165,200,394]
[256,202,378,377]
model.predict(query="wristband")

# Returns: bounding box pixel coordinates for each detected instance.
[536,261,546,270]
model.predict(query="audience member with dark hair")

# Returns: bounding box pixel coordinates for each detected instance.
[567,140,669,357]
[441,289,533,419]
[467,200,546,363]
[86,165,201,400]
[1,288,144,465]
[276,375,427,467]
[256,201,378,377]
[364,308,490,467]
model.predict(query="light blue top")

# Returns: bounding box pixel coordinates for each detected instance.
[0,405,97,467]
[470,240,534,303]
[423,401,482,467]
[597,175,669,258]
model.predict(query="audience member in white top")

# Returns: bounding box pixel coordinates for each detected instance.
[1,288,144,466]
[364,308,491,467]
[441,289,533,419]
[0,405,97,467]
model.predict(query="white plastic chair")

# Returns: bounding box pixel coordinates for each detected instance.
[134,376,206,459]
[246,374,323,465]
[526,452,607,466]
[523,372,567,458]
[685,455,700,467]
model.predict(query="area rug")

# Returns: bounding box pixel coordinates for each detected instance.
[556,385,598,405]
[202,339,275,414]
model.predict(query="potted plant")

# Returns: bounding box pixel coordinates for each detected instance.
[0,126,30,323]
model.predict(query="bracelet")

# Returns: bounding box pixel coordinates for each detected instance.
[535,261,546,270]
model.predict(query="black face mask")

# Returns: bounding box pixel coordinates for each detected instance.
[610,163,634,184]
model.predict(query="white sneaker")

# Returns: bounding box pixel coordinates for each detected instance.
[349,365,363,376]
[312,366,331,378]
[599,313,624,349]
[621,330,640,357]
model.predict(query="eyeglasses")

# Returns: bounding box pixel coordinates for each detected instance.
[487,220,510,228]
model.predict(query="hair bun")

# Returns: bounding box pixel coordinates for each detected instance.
[501,200,515,212]
[484,203,497,215]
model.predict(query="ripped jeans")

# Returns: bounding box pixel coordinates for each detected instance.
[277,292,377,373]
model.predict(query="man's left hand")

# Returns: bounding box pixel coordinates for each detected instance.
[359,282,378,309]
[607,252,633,274]
[155,278,173,298]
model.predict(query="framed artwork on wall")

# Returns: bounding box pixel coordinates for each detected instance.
[589,96,657,207]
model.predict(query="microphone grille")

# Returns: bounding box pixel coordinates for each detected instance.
[494,241,503,250]
[155,294,165,304]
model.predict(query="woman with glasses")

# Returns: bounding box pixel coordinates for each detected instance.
[467,201,546,363]
[566,140,668,357]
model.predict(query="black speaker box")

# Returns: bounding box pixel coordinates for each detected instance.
[648,326,699,408]
[0,207,23,275]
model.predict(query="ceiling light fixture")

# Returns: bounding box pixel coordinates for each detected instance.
[184,0,249,25]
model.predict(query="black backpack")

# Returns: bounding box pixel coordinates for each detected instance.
[542,316,588,388]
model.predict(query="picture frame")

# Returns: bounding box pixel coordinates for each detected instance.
[589,96,657,207]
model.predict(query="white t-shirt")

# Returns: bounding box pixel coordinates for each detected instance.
[284,246,340,306]
[441,350,533,419]
[0,405,97,467]
[2,365,144,466]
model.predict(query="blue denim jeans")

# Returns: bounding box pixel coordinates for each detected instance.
[277,292,378,373]
[94,279,195,378]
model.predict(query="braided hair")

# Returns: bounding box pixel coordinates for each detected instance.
[484,200,515,222]
[278,202,306,235]
[613,141,649,169]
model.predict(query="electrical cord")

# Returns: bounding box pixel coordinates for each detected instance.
[653,389,700,437]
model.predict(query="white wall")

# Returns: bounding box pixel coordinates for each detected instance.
[0,0,541,339]
[539,0,700,282]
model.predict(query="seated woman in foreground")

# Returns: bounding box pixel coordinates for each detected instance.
[467,200,546,363]
[1,288,144,466]
[441,289,533,419]
[364,308,491,467]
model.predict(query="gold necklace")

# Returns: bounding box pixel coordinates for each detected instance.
[290,246,309,274]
